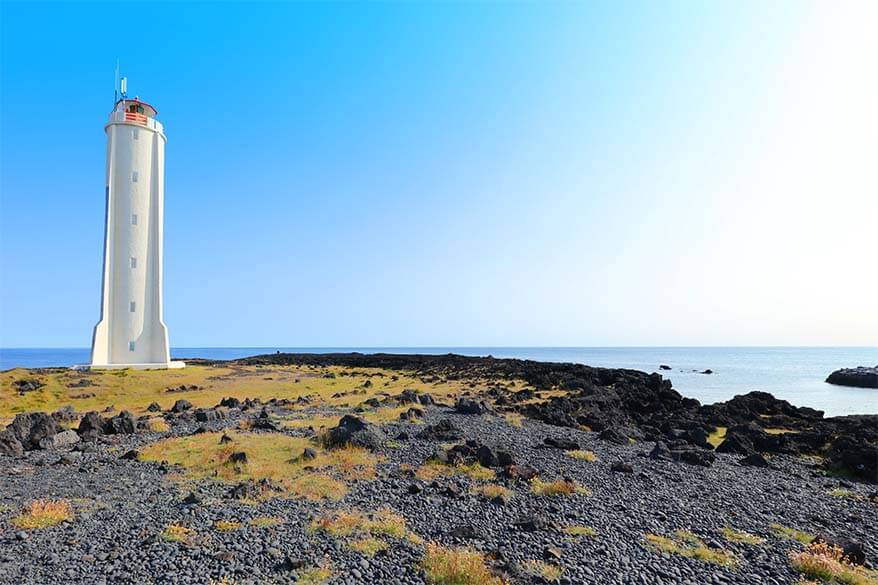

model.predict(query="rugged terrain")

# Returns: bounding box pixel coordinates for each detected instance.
[0,353,876,585]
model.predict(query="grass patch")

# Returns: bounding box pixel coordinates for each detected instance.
[521,559,562,581]
[502,412,524,428]
[349,537,388,556]
[828,488,860,500]
[213,520,241,532]
[140,431,380,501]
[563,525,597,539]
[772,523,816,545]
[765,427,799,435]
[296,567,333,585]
[421,543,505,585]
[0,364,484,421]
[11,499,72,530]
[161,523,195,544]
[722,526,765,545]
[146,417,170,432]
[474,484,513,500]
[530,478,590,497]
[250,516,283,528]
[707,426,728,448]
[416,460,495,482]
[791,542,878,585]
[644,531,737,566]
[310,508,417,542]
[565,450,597,462]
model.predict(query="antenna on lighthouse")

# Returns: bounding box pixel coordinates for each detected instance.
[114,60,119,104]
[120,77,128,99]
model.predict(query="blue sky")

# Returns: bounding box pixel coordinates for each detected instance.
[1,1,876,348]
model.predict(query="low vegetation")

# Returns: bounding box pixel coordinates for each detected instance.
[421,543,505,585]
[521,559,563,581]
[296,566,333,585]
[722,526,765,545]
[11,499,72,529]
[771,523,816,545]
[790,542,878,585]
[707,427,727,448]
[565,449,597,462]
[161,523,195,544]
[644,531,737,566]
[309,507,421,550]
[530,477,590,497]
[474,484,512,500]
[140,431,380,501]
[249,516,283,528]
[349,537,388,556]
[213,520,242,532]
[416,460,495,482]
[828,488,859,500]
[563,525,598,539]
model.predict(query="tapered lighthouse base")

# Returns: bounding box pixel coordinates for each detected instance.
[73,361,186,371]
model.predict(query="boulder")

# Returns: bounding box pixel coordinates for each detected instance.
[170,399,193,413]
[739,453,769,468]
[826,367,878,389]
[324,415,385,450]
[454,398,492,415]
[39,429,80,450]
[543,437,580,450]
[648,441,675,461]
[0,430,24,456]
[195,408,224,423]
[599,427,631,445]
[8,412,60,450]
[51,406,78,424]
[611,461,634,473]
[417,419,461,441]
[812,535,866,565]
[103,411,135,435]
[503,464,539,481]
[146,402,162,412]
[14,378,44,394]
[77,411,105,441]
[219,397,242,409]
[826,437,877,483]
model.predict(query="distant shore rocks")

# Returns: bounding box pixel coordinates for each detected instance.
[826,366,878,389]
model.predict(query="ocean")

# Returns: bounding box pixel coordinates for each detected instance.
[1,347,876,417]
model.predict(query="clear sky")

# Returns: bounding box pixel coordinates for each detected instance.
[1,1,876,348]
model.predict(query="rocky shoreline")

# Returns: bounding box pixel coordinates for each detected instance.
[1,353,876,584]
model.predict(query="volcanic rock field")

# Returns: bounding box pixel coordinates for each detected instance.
[0,353,876,585]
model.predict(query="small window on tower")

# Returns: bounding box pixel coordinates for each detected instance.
[133,128,139,140]
[131,214,138,225]
[128,341,135,351]
[132,171,139,182]
[130,257,137,269]
[130,301,136,312]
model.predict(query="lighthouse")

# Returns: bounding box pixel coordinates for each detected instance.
[89,81,184,369]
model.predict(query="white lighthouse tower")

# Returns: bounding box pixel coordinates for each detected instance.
[89,79,183,369]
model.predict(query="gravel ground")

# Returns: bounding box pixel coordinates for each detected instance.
[1,405,875,585]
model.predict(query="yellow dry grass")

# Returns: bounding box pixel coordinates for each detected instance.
[563,525,597,539]
[644,531,737,566]
[707,427,728,448]
[309,508,411,540]
[0,364,483,420]
[415,461,495,482]
[473,484,512,500]
[565,450,597,462]
[421,543,506,585]
[521,559,562,581]
[296,567,333,585]
[250,516,283,528]
[140,431,381,501]
[11,499,72,530]
[772,523,816,545]
[161,523,195,544]
[213,520,242,532]
[349,537,388,556]
[530,478,589,497]
[790,542,878,585]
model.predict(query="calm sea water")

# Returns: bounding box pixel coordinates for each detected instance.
[1,347,876,417]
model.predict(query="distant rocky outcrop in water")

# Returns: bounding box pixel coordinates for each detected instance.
[826,366,878,389]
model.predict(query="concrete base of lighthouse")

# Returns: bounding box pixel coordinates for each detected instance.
[73,361,186,371]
